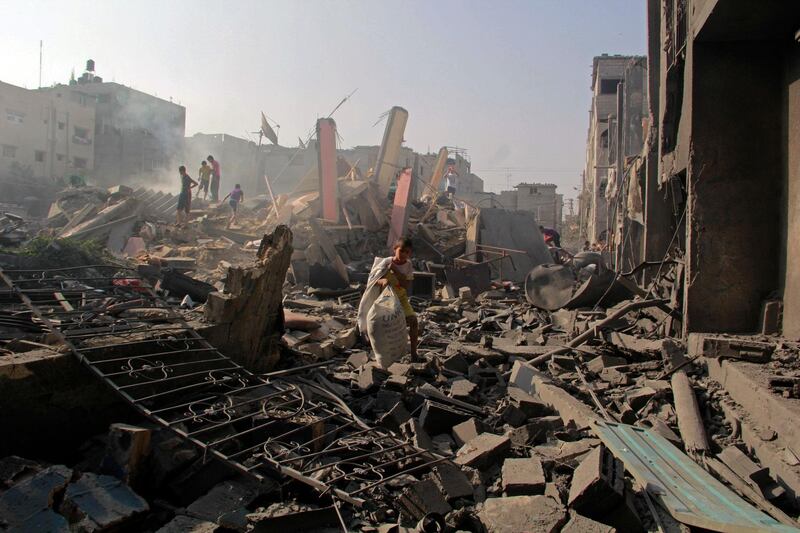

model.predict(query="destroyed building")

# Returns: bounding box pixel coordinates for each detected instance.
[3,3,800,533]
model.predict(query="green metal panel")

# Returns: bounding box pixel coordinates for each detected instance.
[590,420,800,533]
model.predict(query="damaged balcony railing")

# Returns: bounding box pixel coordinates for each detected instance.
[0,264,444,506]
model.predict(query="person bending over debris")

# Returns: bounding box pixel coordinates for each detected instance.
[196,160,211,199]
[176,165,197,226]
[222,184,244,229]
[539,225,561,247]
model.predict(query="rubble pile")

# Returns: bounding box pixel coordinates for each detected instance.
[1,180,800,532]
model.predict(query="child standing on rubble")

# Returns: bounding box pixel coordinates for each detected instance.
[222,184,244,229]
[374,237,419,360]
[176,165,197,227]
[196,160,211,200]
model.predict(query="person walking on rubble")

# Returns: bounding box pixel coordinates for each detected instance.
[176,165,197,226]
[358,237,420,362]
[222,183,244,229]
[539,225,561,248]
[196,160,211,200]
[207,155,221,201]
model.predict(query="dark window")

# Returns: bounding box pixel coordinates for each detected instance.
[600,78,622,95]
[600,130,609,149]
[35,150,46,162]
[2,145,16,158]
[6,110,24,124]
[58,122,65,130]
[73,157,87,169]
[56,153,65,161]
[97,93,111,104]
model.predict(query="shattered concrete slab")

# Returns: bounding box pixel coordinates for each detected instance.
[62,472,149,531]
[186,480,259,526]
[0,464,72,531]
[478,495,567,533]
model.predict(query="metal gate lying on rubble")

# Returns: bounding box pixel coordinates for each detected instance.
[0,264,443,506]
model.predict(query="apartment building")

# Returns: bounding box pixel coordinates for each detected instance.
[0,80,95,180]
[580,54,647,243]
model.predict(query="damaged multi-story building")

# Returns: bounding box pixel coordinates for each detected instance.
[580,54,647,245]
[590,1,800,338]
[0,80,96,181]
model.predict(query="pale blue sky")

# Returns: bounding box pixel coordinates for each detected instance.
[4,0,646,196]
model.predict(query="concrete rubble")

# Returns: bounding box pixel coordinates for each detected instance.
[3,202,799,532]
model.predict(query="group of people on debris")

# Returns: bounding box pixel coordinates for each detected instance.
[175,155,244,229]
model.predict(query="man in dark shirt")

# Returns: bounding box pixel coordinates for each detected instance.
[539,225,561,248]
[208,155,221,201]
[176,165,197,226]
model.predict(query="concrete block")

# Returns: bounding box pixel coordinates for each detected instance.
[505,417,561,447]
[388,362,411,376]
[625,386,657,411]
[401,418,436,452]
[101,423,151,489]
[450,378,477,400]
[510,360,596,429]
[346,351,369,368]
[378,400,411,432]
[561,512,617,532]
[333,327,357,349]
[507,386,549,417]
[567,446,624,516]
[62,473,149,530]
[535,439,599,466]
[687,333,773,361]
[502,456,545,495]
[458,286,474,303]
[586,355,627,374]
[419,400,472,434]
[452,418,484,447]
[384,374,410,391]
[398,479,452,522]
[606,331,666,353]
[186,480,258,525]
[718,445,784,500]
[442,354,470,374]
[204,291,236,323]
[432,462,473,501]
[357,364,388,391]
[478,495,567,533]
[501,404,528,427]
[599,367,630,386]
[0,465,72,531]
[455,433,511,469]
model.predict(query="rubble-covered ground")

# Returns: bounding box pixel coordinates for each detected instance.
[1,182,800,533]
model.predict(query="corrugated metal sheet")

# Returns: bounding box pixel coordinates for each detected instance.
[590,420,799,533]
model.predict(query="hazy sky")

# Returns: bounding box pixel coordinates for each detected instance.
[5,0,646,197]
